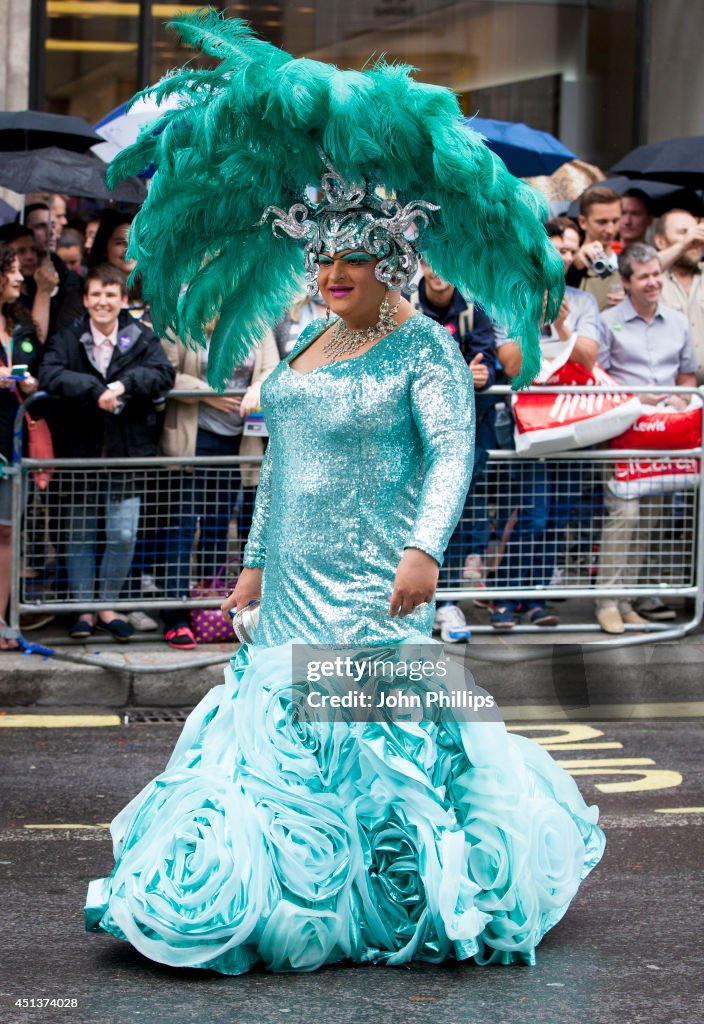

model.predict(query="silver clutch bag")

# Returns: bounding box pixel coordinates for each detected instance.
[230,600,260,644]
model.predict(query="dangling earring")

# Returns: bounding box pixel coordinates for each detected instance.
[325,305,331,324]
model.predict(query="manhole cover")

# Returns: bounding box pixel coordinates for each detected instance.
[125,708,191,724]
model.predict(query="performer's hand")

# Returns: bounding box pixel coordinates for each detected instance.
[389,548,439,618]
[221,567,262,613]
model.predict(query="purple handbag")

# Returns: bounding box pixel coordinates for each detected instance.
[189,565,237,644]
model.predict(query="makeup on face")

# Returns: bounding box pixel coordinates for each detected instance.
[319,251,377,299]
[317,250,375,268]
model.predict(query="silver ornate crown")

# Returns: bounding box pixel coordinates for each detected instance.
[259,153,439,295]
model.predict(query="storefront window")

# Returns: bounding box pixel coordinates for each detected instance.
[151,2,228,83]
[44,0,140,122]
[36,0,637,168]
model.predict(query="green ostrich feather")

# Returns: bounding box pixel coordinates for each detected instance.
[109,9,564,388]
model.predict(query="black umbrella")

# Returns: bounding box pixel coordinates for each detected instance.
[611,136,704,187]
[0,110,101,154]
[566,176,704,219]
[0,147,146,203]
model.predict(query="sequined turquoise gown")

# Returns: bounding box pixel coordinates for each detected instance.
[86,316,605,973]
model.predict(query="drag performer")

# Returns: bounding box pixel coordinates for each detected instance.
[86,12,605,973]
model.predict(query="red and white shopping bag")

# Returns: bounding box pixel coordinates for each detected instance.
[607,396,702,498]
[608,457,700,499]
[513,360,643,455]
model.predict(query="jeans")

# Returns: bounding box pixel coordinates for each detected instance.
[493,461,602,599]
[66,479,140,603]
[493,461,553,593]
[162,429,252,628]
[440,401,496,587]
[440,445,490,586]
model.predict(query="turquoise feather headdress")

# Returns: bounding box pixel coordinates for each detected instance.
[109,9,564,388]
[260,151,440,296]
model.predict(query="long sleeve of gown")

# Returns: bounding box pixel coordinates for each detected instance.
[406,332,475,565]
[242,441,273,568]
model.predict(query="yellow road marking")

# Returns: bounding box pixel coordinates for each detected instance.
[539,742,623,751]
[555,757,655,768]
[507,724,605,741]
[653,807,704,814]
[509,724,684,793]
[24,824,110,830]
[568,768,682,792]
[508,724,623,751]
[0,714,121,728]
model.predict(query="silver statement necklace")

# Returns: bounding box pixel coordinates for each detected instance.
[322,297,399,361]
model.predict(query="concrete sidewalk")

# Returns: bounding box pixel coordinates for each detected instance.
[1,598,701,711]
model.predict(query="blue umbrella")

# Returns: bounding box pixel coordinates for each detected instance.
[462,116,575,177]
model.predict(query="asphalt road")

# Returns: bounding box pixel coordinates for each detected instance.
[1,715,702,1024]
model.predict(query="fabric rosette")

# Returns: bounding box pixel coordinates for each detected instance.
[529,796,587,935]
[450,744,602,965]
[258,901,346,972]
[86,769,278,974]
[509,732,605,865]
[448,758,548,963]
[465,812,530,914]
[353,780,486,965]
[355,808,441,963]
[244,774,356,905]
[230,642,359,793]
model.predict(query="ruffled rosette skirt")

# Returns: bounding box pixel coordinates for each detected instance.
[86,638,605,974]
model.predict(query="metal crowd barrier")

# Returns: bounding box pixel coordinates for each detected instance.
[6,384,704,654]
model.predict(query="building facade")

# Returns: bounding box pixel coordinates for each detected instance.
[2,1,703,171]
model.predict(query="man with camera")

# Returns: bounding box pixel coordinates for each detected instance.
[567,186,623,311]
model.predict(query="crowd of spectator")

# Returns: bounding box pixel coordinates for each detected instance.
[0,184,702,648]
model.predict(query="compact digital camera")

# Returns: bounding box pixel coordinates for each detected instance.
[590,247,618,279]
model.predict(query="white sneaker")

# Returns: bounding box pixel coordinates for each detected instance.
[127,611,159,632]
[462,554,484,583]
[433,602,472,643]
